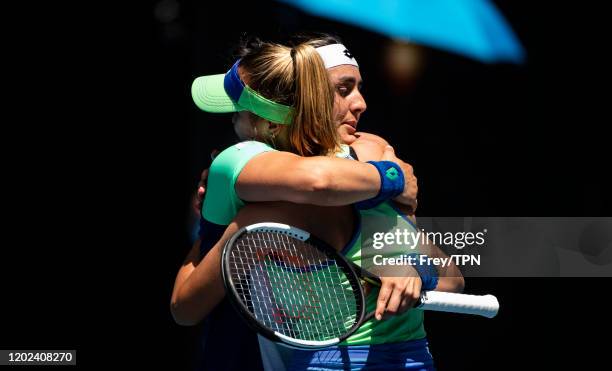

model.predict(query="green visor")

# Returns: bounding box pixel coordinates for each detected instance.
[191,60,294,125]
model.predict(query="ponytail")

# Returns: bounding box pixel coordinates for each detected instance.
[288,43,339,156]
[238,40,339,156]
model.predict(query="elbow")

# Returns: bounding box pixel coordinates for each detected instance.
[297,166,334,205]
[445,271,465,293]
[434,275,465,293]
[310,170,332,194]
[170,295,201,327]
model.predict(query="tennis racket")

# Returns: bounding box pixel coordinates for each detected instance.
[221,222,499,349]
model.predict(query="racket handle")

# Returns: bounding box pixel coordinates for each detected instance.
[417,291,499,318]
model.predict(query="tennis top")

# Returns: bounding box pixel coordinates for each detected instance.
[341,201,426,345]
[202,141,275,225]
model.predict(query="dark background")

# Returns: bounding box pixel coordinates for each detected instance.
[2,0,610,370]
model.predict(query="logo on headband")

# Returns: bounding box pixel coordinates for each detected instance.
[343,49,353,59]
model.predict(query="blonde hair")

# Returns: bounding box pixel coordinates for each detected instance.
[238,40,339,157]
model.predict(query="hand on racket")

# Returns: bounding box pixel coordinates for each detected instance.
[369,274,422,321]
[221,222,499,349]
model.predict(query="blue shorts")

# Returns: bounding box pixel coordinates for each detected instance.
[287,338,435,371]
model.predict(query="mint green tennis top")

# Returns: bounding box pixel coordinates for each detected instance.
[202,141,275,225]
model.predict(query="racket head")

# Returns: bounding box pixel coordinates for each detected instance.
[221,222,367,349]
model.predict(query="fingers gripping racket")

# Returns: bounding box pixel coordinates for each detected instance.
[221,222,499,349]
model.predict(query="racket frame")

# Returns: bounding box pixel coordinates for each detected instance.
[221,222,369,349]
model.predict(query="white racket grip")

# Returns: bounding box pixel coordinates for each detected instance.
[417,291,499,318]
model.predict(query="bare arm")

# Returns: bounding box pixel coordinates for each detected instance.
[236,151,379,205]
[236,145,417,207]
[170,226,238,326]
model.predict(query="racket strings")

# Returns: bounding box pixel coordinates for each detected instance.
[228,231,361,341]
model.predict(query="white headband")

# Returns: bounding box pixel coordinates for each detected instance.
[315,44,359,69]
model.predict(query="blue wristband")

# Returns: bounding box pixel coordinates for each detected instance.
[406,253,439,291]
[355,161,405,210]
